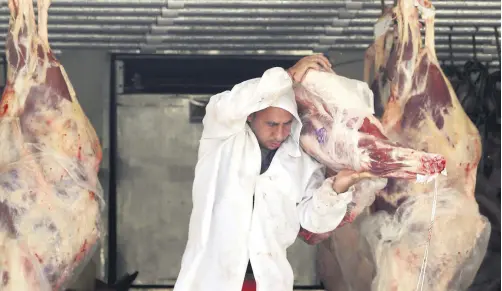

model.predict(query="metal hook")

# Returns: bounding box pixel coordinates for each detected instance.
[472,26,478,60]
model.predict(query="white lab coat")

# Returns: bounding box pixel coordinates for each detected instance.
[174,67,353,291]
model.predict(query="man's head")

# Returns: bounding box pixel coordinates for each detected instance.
[247,107,294,150]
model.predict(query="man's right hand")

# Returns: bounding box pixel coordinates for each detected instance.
[287,54,334,83]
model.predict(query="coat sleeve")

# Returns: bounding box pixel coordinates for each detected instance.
[202,67,293,139]
[296,156,354,234]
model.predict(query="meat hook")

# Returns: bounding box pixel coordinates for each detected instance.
[472,26,478,61]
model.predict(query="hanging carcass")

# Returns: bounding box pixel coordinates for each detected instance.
[295,0,491,290]
[0,0,103,289]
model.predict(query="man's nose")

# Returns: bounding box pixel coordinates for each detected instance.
[274,126,288,140]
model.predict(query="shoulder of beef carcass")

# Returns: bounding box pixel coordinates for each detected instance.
[0,0,103,290]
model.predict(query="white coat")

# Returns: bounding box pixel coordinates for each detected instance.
[173,67,354,291]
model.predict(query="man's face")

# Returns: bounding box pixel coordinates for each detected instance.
[248,107,294,150]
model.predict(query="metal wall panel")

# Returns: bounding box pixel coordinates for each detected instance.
[115,94,202,285]
[0,0,498,65]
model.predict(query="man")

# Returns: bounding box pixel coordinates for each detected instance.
[174,55,378,291]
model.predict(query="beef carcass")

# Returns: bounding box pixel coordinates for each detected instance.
[0,0,103,289]
[297,1,491,290]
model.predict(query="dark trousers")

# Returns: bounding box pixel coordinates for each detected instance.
[243,261,256,291]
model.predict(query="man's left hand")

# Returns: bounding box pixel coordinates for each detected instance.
[331,169,375,194]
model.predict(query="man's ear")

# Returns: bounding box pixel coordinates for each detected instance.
[247,113,255,123]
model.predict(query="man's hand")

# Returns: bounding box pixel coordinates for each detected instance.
[331,169,375,194]
[287,54,334,83]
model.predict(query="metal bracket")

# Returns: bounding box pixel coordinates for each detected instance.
[115,60,124,94]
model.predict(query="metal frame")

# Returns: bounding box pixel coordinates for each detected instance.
[2,55,6,87]
[0,55,6,91]
[108,55,120,284]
